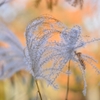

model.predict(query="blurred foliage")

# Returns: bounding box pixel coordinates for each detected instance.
[35,0,59,10]
[34,0,84,10]
[0,81,5,100]
[66,0,83,8]
[0,0,11,7]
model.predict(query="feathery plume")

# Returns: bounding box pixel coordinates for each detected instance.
[0,23,27,79]
[24,15,68,89]
[43,18,100,96]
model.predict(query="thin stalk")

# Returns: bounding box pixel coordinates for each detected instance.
[35,80,43,100]
[99,84,100,100]
[65,60,70,100]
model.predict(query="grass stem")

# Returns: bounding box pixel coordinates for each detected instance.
[65,60,70,100]
[35,80,43,100]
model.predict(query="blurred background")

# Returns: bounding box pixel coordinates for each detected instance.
[0,0,100,100]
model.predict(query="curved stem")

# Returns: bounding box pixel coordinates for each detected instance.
[65,60,70,100]
[35,80,43,100]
